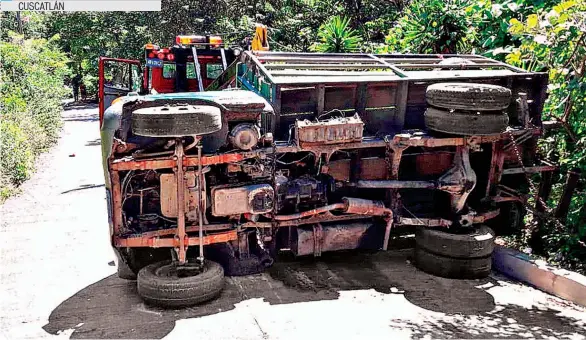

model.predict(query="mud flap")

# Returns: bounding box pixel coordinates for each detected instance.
[113,248,137,280]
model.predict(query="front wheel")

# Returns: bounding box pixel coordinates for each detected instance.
[137,260,224,308]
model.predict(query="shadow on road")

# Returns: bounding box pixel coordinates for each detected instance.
[85,138,101,146]
[60,184,105,195]
[63,103,99,122]
[64,102,98,110]
[42,250,584,339]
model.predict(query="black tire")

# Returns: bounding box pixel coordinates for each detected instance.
[426,83,512,111]
[424,107,509,135]
[115,254,137,280]
[415,225,495,258]
[414,247,492,279]
[201,114,229,153]
[137,260,224,308]
[132,104,222,137]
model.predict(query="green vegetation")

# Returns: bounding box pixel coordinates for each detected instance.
[0,34,69,199]
[311,16,361,52]
[382,0,479,54]
[507,0,586,272]
[0,0,584,271]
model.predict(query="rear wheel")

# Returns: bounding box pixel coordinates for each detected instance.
[414,247,492,279]
[426,83,512,111]
[424,107,509,135]
[415,225,495,258]
[414,225,495,279]
[137,260,224,308]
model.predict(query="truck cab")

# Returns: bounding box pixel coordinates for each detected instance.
[143,36,237,94]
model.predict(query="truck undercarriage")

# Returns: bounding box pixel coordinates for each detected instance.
[100,49,552,307]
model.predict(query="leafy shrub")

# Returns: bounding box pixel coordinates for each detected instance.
[465,0,559,57]
[82,74,98,97]
[0,120,34,199]
[381,0,479,53]
[0,33,69,200]
[311,16,362,53]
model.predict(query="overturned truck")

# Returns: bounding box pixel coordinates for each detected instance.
[100,48,552,307]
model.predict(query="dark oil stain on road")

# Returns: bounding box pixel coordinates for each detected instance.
[43,249,583,339]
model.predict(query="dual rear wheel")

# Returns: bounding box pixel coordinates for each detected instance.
[419,83,506,277]
[424,83,512,136]
[414,225,495,279]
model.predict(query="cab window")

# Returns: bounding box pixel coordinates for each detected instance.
[163,63,176,79]
[104,61,130,89]
[163,63,197,79]
[206,63,223,79]
[187,63,197,79]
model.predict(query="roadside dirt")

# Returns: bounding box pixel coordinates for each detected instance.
[1,103,585,340]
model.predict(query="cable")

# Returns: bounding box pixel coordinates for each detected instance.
[287,124,295,145]
[316,109,345,121]
[276,153,312,165]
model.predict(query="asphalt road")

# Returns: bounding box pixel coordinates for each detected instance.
[1,103,585,340]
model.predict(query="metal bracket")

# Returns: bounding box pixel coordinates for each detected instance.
[466,136,482,152]
[191,46,205,92]
[382,213,394,251]
[196,143,205,265]
[458,208,500,227]
[517,93,531,128]
[313,224,324,257]
[438,146,477,213]
[174,139,187,264]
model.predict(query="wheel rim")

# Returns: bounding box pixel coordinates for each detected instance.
[155,262,202,278]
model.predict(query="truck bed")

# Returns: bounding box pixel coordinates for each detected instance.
[233,51,548,139]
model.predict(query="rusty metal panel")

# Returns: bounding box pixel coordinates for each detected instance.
[327,157,387,182]
[407,82,428,105]
[281,87,316,114]
[211,184,274,216]
[324,86,356,111]
[160,172,197,218]
[366,85,397,107]
[292,222,381,256]
[360,157,388,180]
[113,230,238,248]
[361,107,399,135]
[413,152,454,177]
